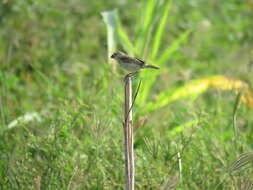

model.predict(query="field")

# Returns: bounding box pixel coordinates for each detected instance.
[1,0,253,189]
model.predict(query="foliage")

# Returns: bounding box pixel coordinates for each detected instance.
[102,1,253,117]
[1,0,253,189]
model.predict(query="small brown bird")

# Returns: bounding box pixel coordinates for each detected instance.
[111,51,159,72]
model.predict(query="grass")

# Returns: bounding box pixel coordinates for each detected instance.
[1,0,253,189]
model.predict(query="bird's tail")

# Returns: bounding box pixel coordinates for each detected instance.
[144,64,160,70]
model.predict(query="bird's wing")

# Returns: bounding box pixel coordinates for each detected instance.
[119,56,144,66]
[120,56,132,63]
[135,58,145,65]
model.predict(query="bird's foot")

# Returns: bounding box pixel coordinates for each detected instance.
[124,72,139,81]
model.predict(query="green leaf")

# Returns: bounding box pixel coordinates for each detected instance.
[135,0,157,55]
[157,30,191,66]
[115,12,135,55]
[137,71,160,105]
[151,1,171,60]
[137,30,191,106]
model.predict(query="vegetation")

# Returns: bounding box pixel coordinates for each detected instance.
[0,0,253,189]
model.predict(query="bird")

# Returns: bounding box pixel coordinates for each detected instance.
[111,51,159,72]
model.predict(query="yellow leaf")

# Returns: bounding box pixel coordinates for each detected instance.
[146,75,253,112]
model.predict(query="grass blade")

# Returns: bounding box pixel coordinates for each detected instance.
[135,0,157,55]
[151,1,171,59]
[157,30,191,66]
[137,30,191,105]
[230,152,253,173]
[115,12,135,55]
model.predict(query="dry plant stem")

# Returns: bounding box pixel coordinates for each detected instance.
[124,73,135,190]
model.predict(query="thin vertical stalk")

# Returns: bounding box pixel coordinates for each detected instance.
[124,74,135,190]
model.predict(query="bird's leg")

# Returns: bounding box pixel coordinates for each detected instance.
[124,72,139,81]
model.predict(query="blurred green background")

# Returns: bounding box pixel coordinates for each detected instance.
[0,0,253,189]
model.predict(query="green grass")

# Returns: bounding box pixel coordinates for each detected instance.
[1,0,253,189]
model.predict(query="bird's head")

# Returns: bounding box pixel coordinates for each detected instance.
[110,51,124,59]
